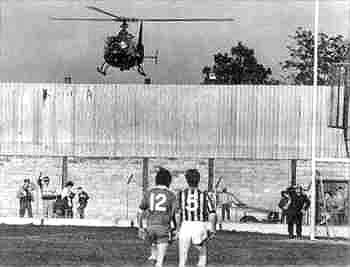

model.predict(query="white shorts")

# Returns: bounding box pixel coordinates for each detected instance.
[179,221,209,246]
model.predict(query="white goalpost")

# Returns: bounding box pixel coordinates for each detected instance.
[310,0,319,240]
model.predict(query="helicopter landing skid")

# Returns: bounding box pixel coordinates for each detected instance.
[97,62,109,76]
[137,65,147,76]
[97,66,106,76]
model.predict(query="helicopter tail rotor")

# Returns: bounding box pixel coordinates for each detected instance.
[154,50,159,64]
[144,50,159,64]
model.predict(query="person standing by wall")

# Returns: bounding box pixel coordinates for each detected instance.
[53,195,66,218]
[218,188,233,221]
[38,176,58,218]
[286,185,310,239]
[320,191,333,225]
[17,178,35,218]
[61,181,75,218]
[333,186,346,225]
[76,186,89,219]
[278,190,291,223]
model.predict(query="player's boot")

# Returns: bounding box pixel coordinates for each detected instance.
[147,255,156,266]
[198,230,216,246]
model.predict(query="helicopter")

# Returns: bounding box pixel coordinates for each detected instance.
[51,6,234,77]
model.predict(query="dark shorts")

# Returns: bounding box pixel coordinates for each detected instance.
[145,225,170,245]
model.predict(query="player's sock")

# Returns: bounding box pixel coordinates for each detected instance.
[148,244,157,261]
[197,244,207,267]
[155,242,168,267]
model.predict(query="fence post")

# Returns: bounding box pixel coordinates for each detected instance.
[348,180,350,226]
[291,159,297,186]
[142,158,149,194]
[62,156,68,189]
[208,158,214,191]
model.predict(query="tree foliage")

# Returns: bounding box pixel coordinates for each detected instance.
[282,27,349,85]
[202,42,278,85]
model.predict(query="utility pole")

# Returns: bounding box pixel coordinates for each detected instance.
[62,74,71,188]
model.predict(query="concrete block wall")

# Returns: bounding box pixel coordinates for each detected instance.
[0,156,61,217]
[67,158,143,221]
[215,159,291,211]
[1,156,348,221]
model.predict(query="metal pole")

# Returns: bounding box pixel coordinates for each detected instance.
[142,158,149,194]
[291,159,297,186]
[126,177,130,220]
[208,158,214,191]
[310,0,319,241]
[61,156,68,190]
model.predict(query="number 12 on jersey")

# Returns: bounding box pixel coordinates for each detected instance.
[149,192,167,212]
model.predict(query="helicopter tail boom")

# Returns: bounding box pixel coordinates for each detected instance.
[144,50,159,64]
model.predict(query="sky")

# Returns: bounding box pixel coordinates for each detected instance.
[0,0,349,84]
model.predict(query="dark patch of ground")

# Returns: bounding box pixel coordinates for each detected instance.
[0,224,348,266]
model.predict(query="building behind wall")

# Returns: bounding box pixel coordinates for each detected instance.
[0,83,348,223]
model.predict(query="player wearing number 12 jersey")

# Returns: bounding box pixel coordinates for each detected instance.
[138,167,177,267]
[176,169,217,267]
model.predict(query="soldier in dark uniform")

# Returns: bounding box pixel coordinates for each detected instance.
[286,185,310,239]
[278,190,291,223]
[76,186,89,219]
[61,181,75,218]
[17,179,34,218]
[53,195,66,218]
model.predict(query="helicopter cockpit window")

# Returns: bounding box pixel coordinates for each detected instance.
[120,41,128,49]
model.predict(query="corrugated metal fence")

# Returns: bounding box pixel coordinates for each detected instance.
[0,83,346,159]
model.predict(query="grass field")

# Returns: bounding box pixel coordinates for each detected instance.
[0,224,349,267]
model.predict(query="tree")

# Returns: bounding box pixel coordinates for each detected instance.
[202,41,278,85]
[282,27,349,85]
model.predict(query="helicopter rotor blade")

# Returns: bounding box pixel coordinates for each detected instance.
[86,6,133,21]
[84,7,234,23]
[50,17,118,21]
[51,6,234,23]
[50,17,232,23]
[140,18,234,22]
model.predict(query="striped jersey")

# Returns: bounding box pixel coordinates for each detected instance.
[178,188,215,222]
